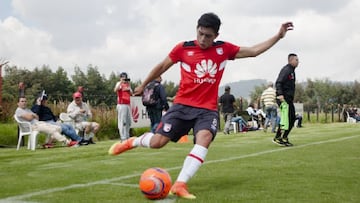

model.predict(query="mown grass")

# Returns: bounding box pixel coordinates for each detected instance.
[0,123,19,146]
[0,123,359,203]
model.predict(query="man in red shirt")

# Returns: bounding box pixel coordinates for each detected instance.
[109,12,293,199]
[113,72,133,141]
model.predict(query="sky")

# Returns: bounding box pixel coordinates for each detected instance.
[0,0,359,86]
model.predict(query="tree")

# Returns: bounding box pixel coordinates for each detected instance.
[162,80,178,99]
[294,83,306,103]
[72,65,109,104]
[49,67,74,101]
[249,84,266,107]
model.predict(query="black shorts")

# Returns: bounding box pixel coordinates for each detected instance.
[155,104,219,142]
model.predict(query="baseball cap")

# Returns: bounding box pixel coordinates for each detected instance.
[119,72,128,78]
[73,92,82,99]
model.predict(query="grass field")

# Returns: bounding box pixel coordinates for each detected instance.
[0,123,359,203]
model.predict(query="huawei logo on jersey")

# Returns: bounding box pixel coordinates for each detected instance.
[181,59,227,84]
[195,59,218,78]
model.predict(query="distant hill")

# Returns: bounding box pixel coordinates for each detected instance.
[219,79,267,99]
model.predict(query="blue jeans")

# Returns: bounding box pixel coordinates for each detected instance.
[147,108,162,133]
[231,116,247,132]
[264,106,277,132]
[46,120,82,141]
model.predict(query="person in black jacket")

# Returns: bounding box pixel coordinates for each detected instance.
[273,53,299,147]
[219,86,236,134]
[146,76,169,133]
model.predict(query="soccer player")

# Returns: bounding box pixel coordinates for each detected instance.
[109,12,293,199]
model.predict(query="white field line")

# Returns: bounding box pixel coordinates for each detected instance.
[1,134,359,202]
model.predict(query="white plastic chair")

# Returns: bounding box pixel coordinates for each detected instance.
[231,121,238,133]
[14,115,39,150]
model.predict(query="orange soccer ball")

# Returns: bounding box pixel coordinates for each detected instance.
[139,167,172,200]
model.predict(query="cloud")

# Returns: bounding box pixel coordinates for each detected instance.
[0,0,359,85]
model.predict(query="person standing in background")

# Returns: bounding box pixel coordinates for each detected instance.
[261,82,277,133]
[273,53,299,147]
[144,76,169,133]
[114,72,133,141]
[219,85,235,134]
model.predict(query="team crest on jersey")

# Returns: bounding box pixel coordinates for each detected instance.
[163,123,172,132]
[216,47,224,55]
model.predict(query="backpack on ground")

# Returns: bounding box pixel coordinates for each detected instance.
[142,82,159,106]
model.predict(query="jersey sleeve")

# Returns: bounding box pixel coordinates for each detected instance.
[168,42,185,63]
[225,42,240,60]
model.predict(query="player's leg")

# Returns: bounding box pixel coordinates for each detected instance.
[108,104,190,155]
[170,109,217,199]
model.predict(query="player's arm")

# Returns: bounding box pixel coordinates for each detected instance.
[134,56,174,95]
[235,22,293,59]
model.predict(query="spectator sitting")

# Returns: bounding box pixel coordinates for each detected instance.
[246,104,266,129]
[350,108,360,122]
[15,96,78,148]
[231,116,248,132]
[295,113,303,127]
[31,93,88,146]
[67,92,100,144]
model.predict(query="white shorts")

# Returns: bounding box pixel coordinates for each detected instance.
[75,121,98,131]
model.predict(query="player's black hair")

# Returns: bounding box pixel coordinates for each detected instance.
[197,12,221,34]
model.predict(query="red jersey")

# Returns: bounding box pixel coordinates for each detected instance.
[117,82,131,104]
[169,40,240,111]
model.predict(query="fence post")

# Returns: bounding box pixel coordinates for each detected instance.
[337,104,341,122]
[307,111,310,122]
[324,104,327,123]
[316,108,319,122]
